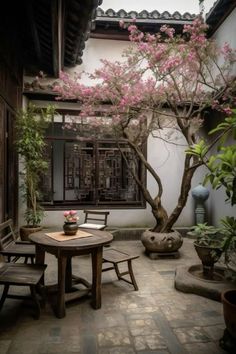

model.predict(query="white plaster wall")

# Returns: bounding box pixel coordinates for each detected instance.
[26,31,212,229]
[27,36,201,229]
[212,8,236,50]
[66,38,128,86]
[23,5,233,229]
[208,9,236,225]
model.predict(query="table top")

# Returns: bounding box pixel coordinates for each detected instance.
[29,228,113,250]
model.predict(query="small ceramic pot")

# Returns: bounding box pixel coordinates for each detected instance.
[63,222,78,235]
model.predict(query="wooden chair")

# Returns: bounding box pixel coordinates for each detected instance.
[102,248,139,291]
[0,260,47,319]
[0,219,35,264]
[79,210,110,230]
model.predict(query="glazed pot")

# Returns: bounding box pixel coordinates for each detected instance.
[63,222,78,236]
[221,289,236,340]
[20,225,42,241]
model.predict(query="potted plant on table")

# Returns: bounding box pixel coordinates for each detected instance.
[53,16,236,257]
[63,210,79,235]
[15,103,55,240]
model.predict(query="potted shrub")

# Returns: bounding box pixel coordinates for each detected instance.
[188,223,222,279]
[220,216,236,350]
[53,16,236,256]
[188,113,236,274]
[15,103,55,240]
[188,112,236,349]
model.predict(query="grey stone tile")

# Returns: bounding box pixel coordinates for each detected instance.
[202,324,225,340]
[138,352,170,354]
[99,347,135,354]
[97,327,131,347]
[0,240,227,354]
[0,340,11,354]
[81,333,97,354]
[184,341,226,354]
[153,312,187,354]
[173,327,212,344]
[8,340,42,354]
[133,334,167,351]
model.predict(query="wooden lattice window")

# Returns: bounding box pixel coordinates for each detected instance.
[40,112,145,208]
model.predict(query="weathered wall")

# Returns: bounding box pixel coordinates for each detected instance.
[27,29,206,230]
[22,6,235,229]
[208,8,236,225]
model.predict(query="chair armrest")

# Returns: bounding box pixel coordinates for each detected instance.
[15,240,32,245]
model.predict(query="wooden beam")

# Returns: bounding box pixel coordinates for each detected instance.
[25,2,42,63]
[207,1,236,36]
[90,32,129,41]
[51,0,63,77]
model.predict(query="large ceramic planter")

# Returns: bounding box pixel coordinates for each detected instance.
[222,289,236,339]
[220,289,236,350]
[20,225,42,241]
[141,229,183,258]
[194,242,222,279]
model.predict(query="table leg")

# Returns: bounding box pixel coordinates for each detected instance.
[91,246,103,309]
[35,245,45,264]
[65,257,72,292]
[35,245,45,285]
[56,254,67,318]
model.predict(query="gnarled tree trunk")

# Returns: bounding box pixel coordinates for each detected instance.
[161,155,199,232]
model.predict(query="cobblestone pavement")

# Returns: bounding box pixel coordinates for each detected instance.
[0,238,227,354]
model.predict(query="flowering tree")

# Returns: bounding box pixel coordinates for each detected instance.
[54,16,236,233]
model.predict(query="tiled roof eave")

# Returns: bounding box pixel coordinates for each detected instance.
[96,17,195,25]
[96,8,196,21]
[206,0,236,35]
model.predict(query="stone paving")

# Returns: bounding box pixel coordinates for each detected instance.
[0,238,228,354]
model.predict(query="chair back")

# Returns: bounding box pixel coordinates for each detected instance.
[0,219,17,251]
[83,210,110,227]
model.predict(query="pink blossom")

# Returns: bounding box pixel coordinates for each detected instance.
[128,25,137,33]
[53,13,236,144]
[146,33,156,42]
[119,20,125,28]
[160,25,175,38]
[63,210,79,222]
[222,107,232,115]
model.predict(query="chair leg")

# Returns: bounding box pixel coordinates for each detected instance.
[0,284,10,311]
[30,285,41,320]
[127,260,139,291]
[30,256,34,264]
[24,257,28,264]
[114,261,138,291]
[114,263,121,279]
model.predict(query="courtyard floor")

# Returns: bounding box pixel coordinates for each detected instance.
[0,238,228,354]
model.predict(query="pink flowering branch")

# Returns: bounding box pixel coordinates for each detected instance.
[54,15,236,232]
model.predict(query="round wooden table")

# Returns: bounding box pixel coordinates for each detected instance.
[29,228,113,318]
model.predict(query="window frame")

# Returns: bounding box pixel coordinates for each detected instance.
[40,110,146,210]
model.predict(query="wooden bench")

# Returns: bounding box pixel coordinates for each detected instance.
[0,261,47,319]
[102,248,139,291]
